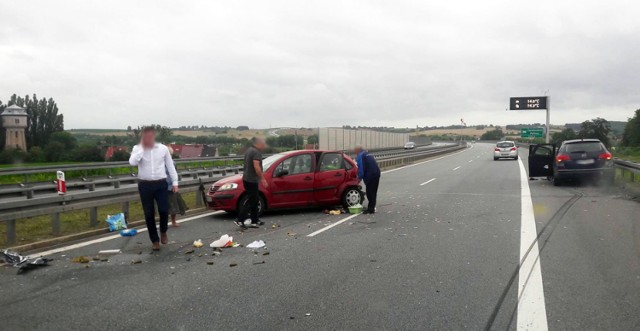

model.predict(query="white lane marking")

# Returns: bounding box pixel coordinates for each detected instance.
[381,144,474,174]
[517,158,549,330]
[468,160,473,163]
[307,213,362,237]
[419,178,437,186]
[33,211,224,257]
[452,166,461,171]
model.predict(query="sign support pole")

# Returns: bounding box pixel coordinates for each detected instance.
[545,96,551,143]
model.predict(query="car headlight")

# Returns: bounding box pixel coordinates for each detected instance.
[218,183,238,191]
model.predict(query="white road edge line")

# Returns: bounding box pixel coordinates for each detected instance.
[307,213,362,237]
[33,211,224,257]
[381,144,474,174]
[517,158,549,330]
[453,166,461,171]
[419,178,437,186]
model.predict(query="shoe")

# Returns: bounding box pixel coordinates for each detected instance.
[256,220,265,226]
[248,223,260,228]
[160,232,168,244]
[363,210,375,214]
[152,242,160,251]
[235,221,248,229]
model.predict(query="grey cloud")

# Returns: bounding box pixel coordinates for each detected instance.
[0,0,638,129]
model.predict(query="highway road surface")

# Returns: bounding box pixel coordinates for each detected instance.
[1,143,639,330]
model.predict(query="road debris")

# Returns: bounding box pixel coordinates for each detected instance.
[185,249,195,254]
[253,261,266,265]
[1,250,50,274]
[72,256,90,263]
[287,231,297,237]
[247,240,266,249]
[229,263,238,267]
[207,261,214,265]
[120,229,137,237]
[106,213,127,232]
[131,259,142,264]
[210,234,236,248]
[193,239,204,248]
[262,252,270,256]
[98,249,121,255]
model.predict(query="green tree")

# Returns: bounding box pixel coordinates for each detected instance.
[71,145,104,162]
[622,109,640,146]
[578,117,611,147]
[50,131,78,150]
[43,141,67,162]
[480,129,504,140]
[307,135,318,144]
[551,128,577,145]
[109,149,130,161]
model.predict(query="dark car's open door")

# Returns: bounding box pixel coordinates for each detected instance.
[528,144,556,177]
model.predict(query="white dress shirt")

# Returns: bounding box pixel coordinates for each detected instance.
[129,143,179,186]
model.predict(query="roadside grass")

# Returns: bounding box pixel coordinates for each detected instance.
[0,192,199,248]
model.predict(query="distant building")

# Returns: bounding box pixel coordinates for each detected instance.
[1,105,28,150]
[180,144,204,158]
[104,146,129,160]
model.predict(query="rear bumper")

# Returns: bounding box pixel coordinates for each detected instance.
[494,151,518,158]
[555,168,614,179]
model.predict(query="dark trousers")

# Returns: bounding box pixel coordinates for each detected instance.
[238,180,259,223]
[138,180,169,243]
[364,176,380,212]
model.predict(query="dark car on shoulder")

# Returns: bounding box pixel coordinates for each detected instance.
[528,139,614,186]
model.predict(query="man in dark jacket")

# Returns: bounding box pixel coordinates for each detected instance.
[354,146,381,214]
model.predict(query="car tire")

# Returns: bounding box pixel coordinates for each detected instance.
[493,157,498,161]
[514,156,519,160]
[553,177,562,186]
[342,187,363,209]
[237,193,266,217]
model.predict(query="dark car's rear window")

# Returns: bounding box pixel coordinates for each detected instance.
[564,142,604,153]
[497,142,515,148]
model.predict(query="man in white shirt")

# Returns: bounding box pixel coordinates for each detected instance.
[129,127,179,250]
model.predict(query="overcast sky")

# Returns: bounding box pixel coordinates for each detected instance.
[0,1,638,129]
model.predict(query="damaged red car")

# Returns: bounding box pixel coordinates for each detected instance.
[206,150,364,215]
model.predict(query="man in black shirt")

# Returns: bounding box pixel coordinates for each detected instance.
[236,137,268,229]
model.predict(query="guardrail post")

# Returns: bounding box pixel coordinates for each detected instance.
[122,201,129,222]
[631,172,635,182]
[6,219,16,245]
[89,207,98,227]
[52,212,61,236]
[88,183,96,191]
[26,189,34,199]
[196,180,205,207]
[114,180,120,189]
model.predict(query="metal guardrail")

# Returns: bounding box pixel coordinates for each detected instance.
[0,143,466,246]
[613,159,640,182]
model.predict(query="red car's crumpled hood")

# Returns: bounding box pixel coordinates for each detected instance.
[213,174,243,187]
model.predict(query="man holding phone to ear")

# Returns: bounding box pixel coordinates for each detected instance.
[129,127,179,250]
[236,137,268,229]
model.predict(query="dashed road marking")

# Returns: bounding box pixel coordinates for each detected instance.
[307,213,362,237]
[419,178,437,186]
[453,166,461,171]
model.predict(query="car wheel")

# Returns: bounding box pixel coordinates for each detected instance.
[237,194,265,217]
[493,157,498,161]
[553,177,562,186]
[514,156,519,160]
[342,187,363,209]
